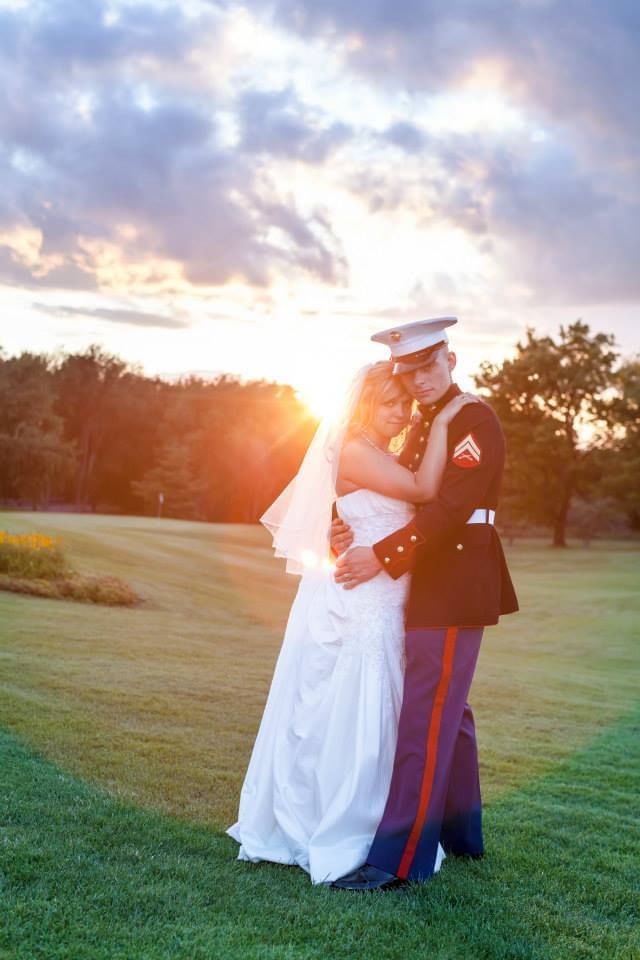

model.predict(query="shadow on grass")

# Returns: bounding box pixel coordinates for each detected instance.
[1,705,638,960]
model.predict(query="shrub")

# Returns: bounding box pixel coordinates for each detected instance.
[0,530,140,606]
[0,573,140,606]
[57,574,140,606]
[0,531,68,579]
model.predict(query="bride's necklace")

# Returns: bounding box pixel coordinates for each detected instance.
[358,428,394,457]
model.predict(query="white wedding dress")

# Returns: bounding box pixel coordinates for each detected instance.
[227,489,445,883]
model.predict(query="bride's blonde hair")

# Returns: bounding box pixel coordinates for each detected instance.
[346,361,410,444]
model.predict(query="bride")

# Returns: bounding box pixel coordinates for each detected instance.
[227,361,475,884]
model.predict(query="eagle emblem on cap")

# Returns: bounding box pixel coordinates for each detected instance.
[390,331,402,342]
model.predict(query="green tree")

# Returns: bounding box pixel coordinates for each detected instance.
[129,376,214,520]
[192,378,316,522]
[52,345,131,508]
[0,352,76,507]
[597,358,640,528]
[91,371,169,513]
[131,438,207,519]
[475,322,619,546]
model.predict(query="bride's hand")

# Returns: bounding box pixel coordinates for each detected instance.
[434,392,478,426]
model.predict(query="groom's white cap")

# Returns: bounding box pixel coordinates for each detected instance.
[371,317,458,375]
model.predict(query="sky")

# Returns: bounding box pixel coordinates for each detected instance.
[0,0,639,414]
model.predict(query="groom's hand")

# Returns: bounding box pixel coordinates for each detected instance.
[334,547,382,589]
[330,517,354,557]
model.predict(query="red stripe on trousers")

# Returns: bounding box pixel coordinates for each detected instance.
[396,626,458,879]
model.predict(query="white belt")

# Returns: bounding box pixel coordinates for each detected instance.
[466,508,495,525]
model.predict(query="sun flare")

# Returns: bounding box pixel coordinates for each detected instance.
[297,378,351,423]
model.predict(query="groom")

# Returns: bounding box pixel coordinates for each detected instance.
[330,317,518,890]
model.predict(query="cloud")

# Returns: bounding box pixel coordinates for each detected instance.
[382,121,427,154]
[0,0,348,293]
[481,142,640,304]
[1,0,639,321]
[32,302,191,329]
[237,86,352,162]
[255,0,640,305]
[347,125,640,304]
[0,0,210,70]
[262,0,640,140]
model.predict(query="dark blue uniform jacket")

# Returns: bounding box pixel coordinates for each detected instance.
[372,383,519,628]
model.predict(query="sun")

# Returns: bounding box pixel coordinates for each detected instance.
[297,377,350,423]
[296,360,379,424]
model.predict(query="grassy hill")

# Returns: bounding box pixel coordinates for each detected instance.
[0,512,638,959]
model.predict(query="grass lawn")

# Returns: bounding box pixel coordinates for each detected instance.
[0,511,638,959]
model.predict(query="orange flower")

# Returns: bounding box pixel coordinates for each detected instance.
[0,531,61,551]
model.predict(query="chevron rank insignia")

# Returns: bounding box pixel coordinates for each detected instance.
[452,432,482,468]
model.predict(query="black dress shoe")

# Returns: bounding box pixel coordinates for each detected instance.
[331,864,404,891]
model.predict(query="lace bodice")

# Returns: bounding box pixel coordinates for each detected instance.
[336,489,415,547]
[332,489,414,610]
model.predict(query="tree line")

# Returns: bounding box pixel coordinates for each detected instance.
[0,322,637,545]
[0,344,317,524]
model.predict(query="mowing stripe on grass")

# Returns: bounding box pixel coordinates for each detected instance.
[1,706,638,960]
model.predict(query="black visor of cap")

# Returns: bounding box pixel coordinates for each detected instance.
[391,340,447,375]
